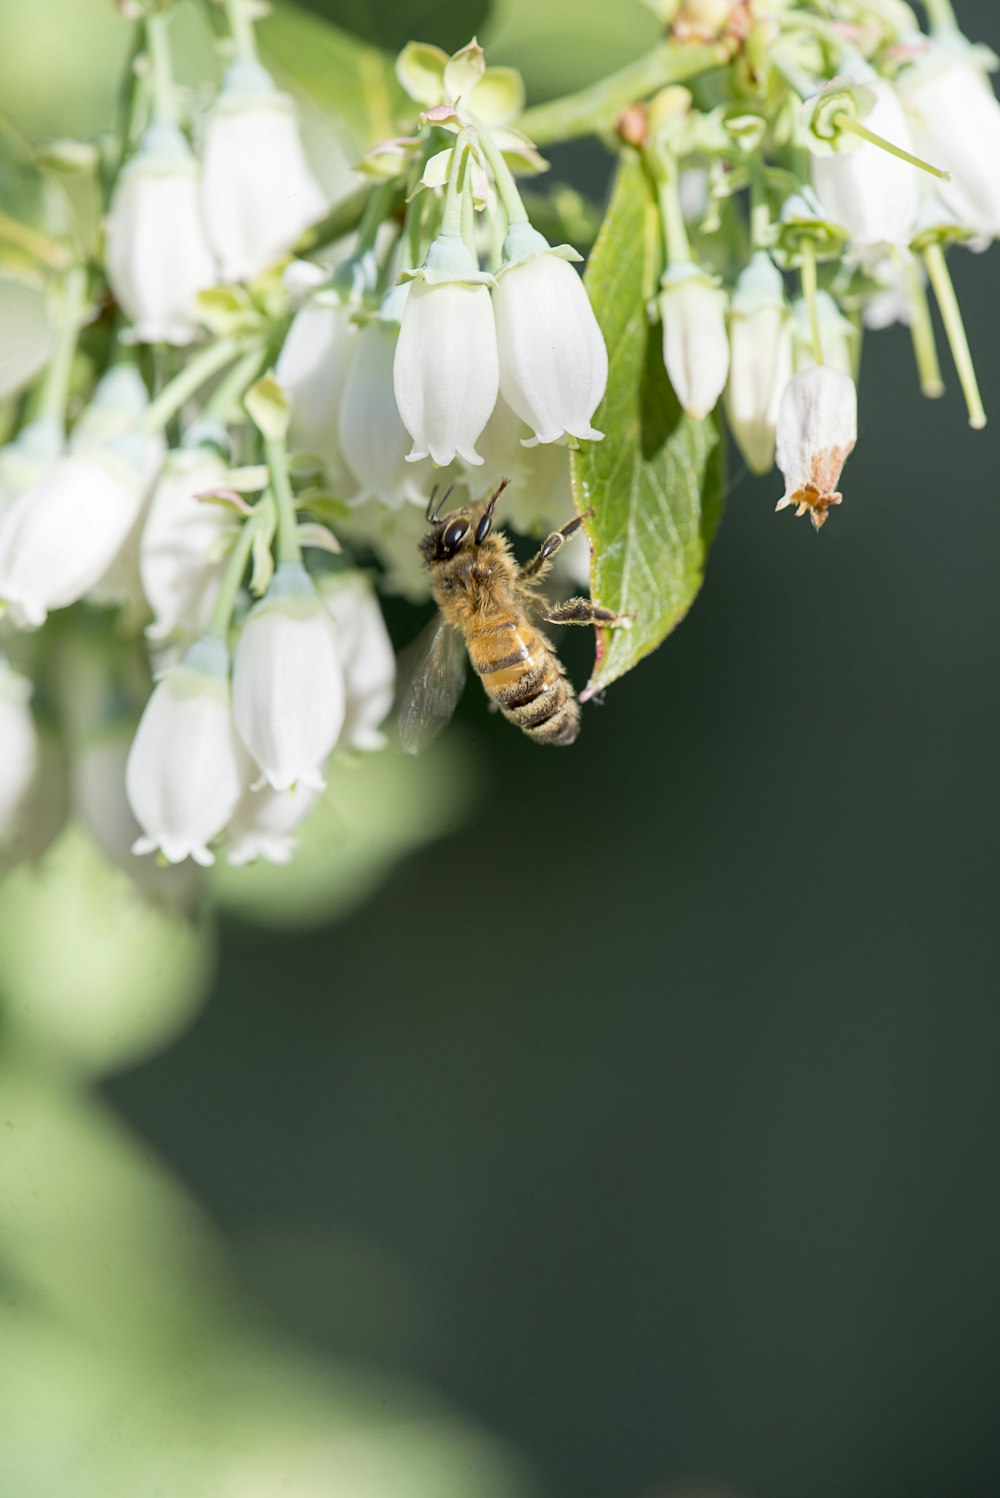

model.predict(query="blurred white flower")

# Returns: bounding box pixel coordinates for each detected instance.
[0,659,38,842]
[726,253,793,474]
[339,288,429,507]
[905,44,1000,244]
[106,121,216,345]
[0,418,63,521]
[811,81,920,253]
[232,562,345,791]
[393,236,499,466]
[493,227,607,445]
[140,441,237,642]
[226,781,322,866]
[775,365,858,530]
[0,438,151,627]
[276,295,357,494]
[658,261,730,421]
[126,633,252,866]
[202,60,326,283]
[318,571,395,750]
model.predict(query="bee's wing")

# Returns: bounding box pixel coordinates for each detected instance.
[396,617,468,755]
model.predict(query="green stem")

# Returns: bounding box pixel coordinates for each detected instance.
[519,39,729,145]
[834,115,950,181]
[473,119,528,228]
[905,262,944,399]
[141,338,257,433]
[653,154,690,266]
[206,513,261,640]
[923,242,986,429]
[441,129,474,239]
[265,435,302,565]
[144,10,177,127]
[204,346,267,424]
[0,211,69,270]
[223,0,258,62]
[355,178,396,258]
[749,161,770,252]
[38,266,87,430]
[295,183,375,256]
[923,0,959,35]
[799,237,824,365]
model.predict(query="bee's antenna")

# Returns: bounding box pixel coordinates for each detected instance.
[426,484,454,525]
[485,477,509,517]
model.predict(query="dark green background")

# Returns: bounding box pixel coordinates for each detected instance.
[109,5,1000,1495]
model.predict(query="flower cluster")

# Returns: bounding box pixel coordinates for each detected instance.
[638,0,1000,526]
[2,0,999,883]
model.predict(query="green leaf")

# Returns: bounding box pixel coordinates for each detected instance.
[258,1,405,154]
[571,149,725,699]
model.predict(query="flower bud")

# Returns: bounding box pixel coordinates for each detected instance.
[338,288,428,507]
[126,634,253,866]
[318,571,395,751]
[276,294,357,495]
[226,782,322,866]
[0,439,150,627]
[492,225,607,445]
[775,365,857,530]
[393,235,499,466]
[232,562,345,791]
[725,253,793,474]
[905,46,1000,244]
[202,60,326,283]
[811,81,920,253]
[0,659,38,843]
[140,441,238,642]
[105,122,216,345]
[658,261,730,421]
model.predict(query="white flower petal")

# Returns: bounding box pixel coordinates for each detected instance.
[276,300,357,493]
[106,124,216,346]
[493,254,607,444]
[658,270,730,422]
[775,365,857,529]
[812,81,920,252]
[140,447,237,642]
[232,563,345,790]
[393,279,499,466]
[318,572,395,750]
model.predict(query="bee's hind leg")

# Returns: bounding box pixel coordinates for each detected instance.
[543,597,633,629]
[522,510,592,580]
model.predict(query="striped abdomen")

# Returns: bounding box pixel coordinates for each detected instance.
[467,613,580,745]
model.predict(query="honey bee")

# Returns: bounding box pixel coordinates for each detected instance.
[398,479,630,751]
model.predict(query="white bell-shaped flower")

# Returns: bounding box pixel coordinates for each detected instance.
[725,253,793,475]
[393,234,499,466]
[0,418,63,522]
[658,261,730,422]
[339,288,429,507]
[226,781,322,866]
[202,60,326,284]
[905,44,1000,244]
[276,295,357,494]
[775,365,858,530]
[126,633,253,866]
[492,224,607,446]
[106,122,216,345]
[0,437,150,627]
[140,439,238,642]
[318,571,395,751]
[791,290,858,377]
[232,561,345,791]
[0,659,39,842]
[811,81,920,253]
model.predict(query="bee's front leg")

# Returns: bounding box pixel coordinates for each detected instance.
[543,597,633,628]
[521,510,592,580]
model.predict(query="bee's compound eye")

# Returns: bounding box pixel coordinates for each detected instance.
[442,519,468,552]
[474,514,492,545]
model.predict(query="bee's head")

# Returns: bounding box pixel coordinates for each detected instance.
[420,478,509,567]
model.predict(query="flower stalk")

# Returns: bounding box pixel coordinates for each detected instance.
[922,242,987,429]
[141,339,259,432]
[206,508,262,640]
[37,265,88,430]
[223,0,259,62]
[144,9,178,127]
[905,263,944,401]
[265,435,303,566]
